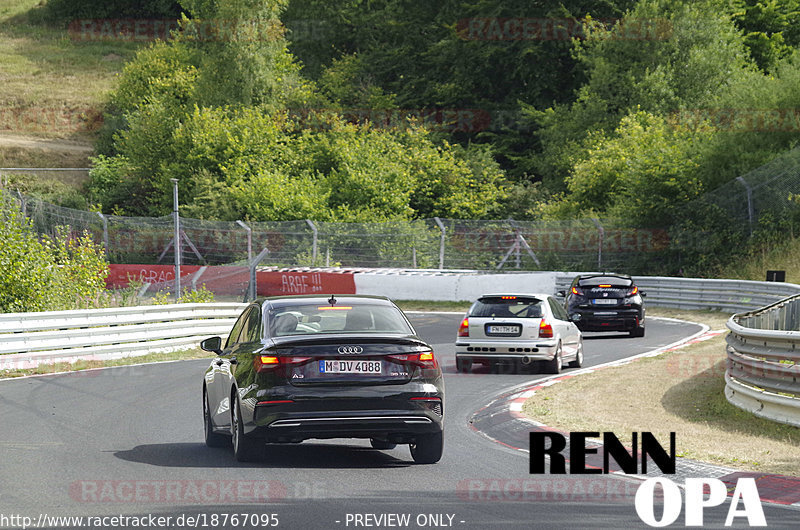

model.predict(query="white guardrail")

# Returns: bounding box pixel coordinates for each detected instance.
[725,295,800,427]
[0,303,246,371]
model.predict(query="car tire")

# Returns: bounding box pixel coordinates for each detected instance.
[204,388,231,448]
[232,395,262,462]
[410,431,443,464]
[630,326,645,338]
[370,439,397,450]
[544,342,563,374]
[455,357,472,374]
[568,339,584,368]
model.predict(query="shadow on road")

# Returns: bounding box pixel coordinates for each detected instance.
[114,442,413,469]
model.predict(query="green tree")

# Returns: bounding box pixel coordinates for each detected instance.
[0,198,109,312]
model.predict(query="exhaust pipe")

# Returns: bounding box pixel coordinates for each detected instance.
[521,356,532,365]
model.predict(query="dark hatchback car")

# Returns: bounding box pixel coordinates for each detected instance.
[562,274,646,337]
[201,295,445,464]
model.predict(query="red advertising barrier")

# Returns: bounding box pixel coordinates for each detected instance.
[256,270,356,297]
[106,265,356,297]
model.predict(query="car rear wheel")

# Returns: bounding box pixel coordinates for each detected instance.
[410,431,443,464]
[370,439,397,450]
[568,340,584,368]
[204,388,231,448]
[630,326,645,338]
[456,357,472,373]
[232,395,262,462]
[543,342,563,374]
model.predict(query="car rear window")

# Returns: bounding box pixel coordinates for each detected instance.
[268,304,413,336]
[578,276,632,287]
[469,296,543,318]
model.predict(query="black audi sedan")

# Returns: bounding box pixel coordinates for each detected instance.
[201,295,444,463]
[562,274,646,337]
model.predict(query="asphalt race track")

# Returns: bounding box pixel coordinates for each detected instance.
[1,313,798,529]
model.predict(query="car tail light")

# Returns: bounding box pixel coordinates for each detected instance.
[571,286,584,296]
[627,286,638,296]
[254,355,312,372]
[387,351,438,369]
[539,319,554,338]
[458,317,469,337]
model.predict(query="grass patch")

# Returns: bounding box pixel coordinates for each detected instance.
[395,300,470,313]
[0,0,141,139]
[0,347,211,379]
[523,308,800,476]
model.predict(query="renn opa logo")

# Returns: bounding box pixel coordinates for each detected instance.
[530,432,766,527]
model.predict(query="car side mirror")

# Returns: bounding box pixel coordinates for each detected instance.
[200,336,223,355]
[640,291,647,297]
[556,290,566,297]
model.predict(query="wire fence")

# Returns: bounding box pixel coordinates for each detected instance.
[0,189,677,273]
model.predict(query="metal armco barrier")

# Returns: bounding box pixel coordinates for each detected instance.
[0,303,246,371]
[555,274,800,312]
[726,295,800,427]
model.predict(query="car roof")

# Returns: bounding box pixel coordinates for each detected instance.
[259,294,395,309]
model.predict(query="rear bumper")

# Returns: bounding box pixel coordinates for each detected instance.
[570,308,643,331]
[242,384,444,442]
[256,411,442,443]
[454,339,557,362]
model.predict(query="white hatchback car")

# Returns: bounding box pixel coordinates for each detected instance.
[454,293,583,374]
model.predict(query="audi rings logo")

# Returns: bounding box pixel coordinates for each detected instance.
[338,346,363,354]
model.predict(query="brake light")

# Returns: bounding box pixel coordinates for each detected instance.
[254,355,312,372]
[571,287,584,296]
[599,284,612,288]
[501,296,517,300]
[627,286,638,296]
[387,351,438,369]
[458,317,469,337]
[539,319,554,338]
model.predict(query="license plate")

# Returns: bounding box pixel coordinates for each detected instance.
[487,325,519,334]
[319,360,382,374]
[593,299,617,305]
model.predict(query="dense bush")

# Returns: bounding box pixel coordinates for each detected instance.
[41,0,182,24]
[0,198,109,312]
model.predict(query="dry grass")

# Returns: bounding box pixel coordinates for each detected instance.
[0,0,139,142]
[523,308,800,476]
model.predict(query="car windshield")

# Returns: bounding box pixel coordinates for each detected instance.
[469,296,543,318]
[268,304,413,336]
[578,276,632,287]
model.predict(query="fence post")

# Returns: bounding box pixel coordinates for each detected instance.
[170,179,181,302]
[247,248,271,301]
[96,212,109,254]
[306,219,318,266]
[235,220,252,262]
[736,177,755,235]
[15,190,25,215]
[591,218,604,270]
[434,217,446,270]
